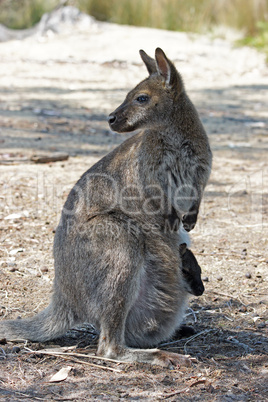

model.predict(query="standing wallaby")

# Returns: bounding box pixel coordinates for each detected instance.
[0,48,212,368]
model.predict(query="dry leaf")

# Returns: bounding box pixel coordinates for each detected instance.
[49,366,72,383]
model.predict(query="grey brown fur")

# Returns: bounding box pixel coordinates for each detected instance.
[0,48,211,368]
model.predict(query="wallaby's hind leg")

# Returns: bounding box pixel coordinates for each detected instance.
[85,215,191,368]
[85,215,144,358]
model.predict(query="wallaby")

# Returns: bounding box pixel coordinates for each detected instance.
[0,48,212,368]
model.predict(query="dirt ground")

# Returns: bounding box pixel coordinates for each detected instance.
[0,11,268,401]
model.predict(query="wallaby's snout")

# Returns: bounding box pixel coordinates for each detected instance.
[108,109,125,132]
[108,100,130,132]
[108,113,116,126]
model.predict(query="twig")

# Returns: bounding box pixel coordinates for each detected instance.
[24,347,125,372]
[195,252,241,257]
[226,336,253,352]
[210,290,235,299]
[72,327,97,334]
[223,315,234,322]
[184,329,214,354]
[49,354,122,373]
[237,295,248,307]
[160,338,186,347]
[0,347,7,358]
[163,377,207,398]
[210,290,247,302]
[1,390,45,400]
[185,307,198,322]
[163,386,190,399]
[25,347,128,364]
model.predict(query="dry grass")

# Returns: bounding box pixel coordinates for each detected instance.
[78,0,268,35]
[0,0,57,29]
[0,0,267,35]
[1,0,268,58]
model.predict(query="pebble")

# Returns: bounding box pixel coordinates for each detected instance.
[241,249,247,259]
[202,276,209,282]
[40,266,49,273]
[245,272,252,279]
[12,346,21,353]
[8,262,17,272]
[9,266,17,272]
[239,305,247,313]
[257,322,266,329]
[216,275,223,281]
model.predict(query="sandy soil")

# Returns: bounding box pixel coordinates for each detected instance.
[0,11,267,401]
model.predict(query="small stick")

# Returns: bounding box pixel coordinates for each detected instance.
[226,336,253,352]
[51,354,122,373]
[25,348,121,373]
[160,338,186,347]
[24,347,128,372]
[163,386,190,399]
[184,329,214,354]
[25,347,128,364]
[210,290,249,302]
[0,347,7,358]
[186,307,197,322]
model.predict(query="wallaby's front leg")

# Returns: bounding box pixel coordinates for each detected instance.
[90,216,143,360]
[159,160,208,232]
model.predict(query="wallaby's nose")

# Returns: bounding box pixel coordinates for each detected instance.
[108,114,117,126]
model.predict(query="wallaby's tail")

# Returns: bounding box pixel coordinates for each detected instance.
[0,297,76,342]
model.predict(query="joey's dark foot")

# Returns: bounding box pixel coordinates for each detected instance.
[182,213,197,232]
[174,325,196,338]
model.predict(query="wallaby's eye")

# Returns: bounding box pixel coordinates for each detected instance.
[136,95,149,103]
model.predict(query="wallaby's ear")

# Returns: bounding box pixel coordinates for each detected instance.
[179,243,187,256]
[139,49,157,75]
[155,47,183,92]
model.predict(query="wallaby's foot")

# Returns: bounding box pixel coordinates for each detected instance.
[150,349,192,368]
[98,345,192,368]
[174,325,196,338]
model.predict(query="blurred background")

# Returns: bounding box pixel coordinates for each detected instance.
[0,0,267,57]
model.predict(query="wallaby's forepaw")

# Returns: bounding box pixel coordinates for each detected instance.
[153,350,192,369]
[182,212,197,232]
